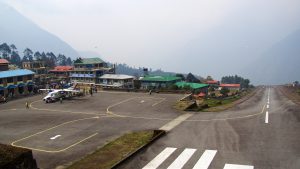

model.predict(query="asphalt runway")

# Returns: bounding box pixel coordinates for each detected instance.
[0,91,184,169]
[119,87,300,169]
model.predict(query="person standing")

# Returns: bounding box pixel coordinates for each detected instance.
[25,101,29,109]
[60,97,63,104]
[89,88,93,96]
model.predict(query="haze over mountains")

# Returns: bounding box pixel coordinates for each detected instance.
[245,29,300,85]
[0,2,79,58]
[1,1,300,85]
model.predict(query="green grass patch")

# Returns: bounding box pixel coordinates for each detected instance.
[199,90,252,112]
[67,131,154,169]
[201,96,239,110]
[174,100,195,111]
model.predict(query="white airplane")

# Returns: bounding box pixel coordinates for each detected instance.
[39,88,81,103]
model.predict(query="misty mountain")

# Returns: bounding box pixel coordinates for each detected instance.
[245,29,300,85]
[0,2,79,58]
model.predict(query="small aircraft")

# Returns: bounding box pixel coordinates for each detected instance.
[39,88,82,103]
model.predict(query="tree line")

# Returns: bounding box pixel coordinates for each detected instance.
[221,75,250,88]
[0,43,73,68]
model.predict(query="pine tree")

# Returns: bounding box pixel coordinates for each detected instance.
[57,54,67,66]
[34,51,42,60]
[0,43,11,60]
[10,51,21,66]
[66,57,72,66]
[23,48,33,61]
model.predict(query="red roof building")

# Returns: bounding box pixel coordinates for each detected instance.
[49,66,73,80]
[219,84,241,88]
[206,80,219,85]
[0,59,9,64]
[49,66,73,72]
[0,59,9,71]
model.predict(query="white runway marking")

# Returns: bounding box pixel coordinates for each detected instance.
[193,150,217,169]
[167,148,196,169]
[265,111,269,124]
[142,147,177,169]
[267,105,269,109]
[223,164,254,169]
[50,135,61,140]
[160,114,192,132]
[141,100,145,103]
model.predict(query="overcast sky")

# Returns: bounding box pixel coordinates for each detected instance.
[2,0,300,78]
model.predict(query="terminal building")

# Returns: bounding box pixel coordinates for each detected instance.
[70,57,115,87]
[22,60,49,85]
[98,74,135,88]
[139,75,182,89]
[49,66,74,84]
[0,69,35,97]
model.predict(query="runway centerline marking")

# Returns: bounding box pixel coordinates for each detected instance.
[267,104,269,109]
[265,111,269,124]
[193,150,217,169]
[50,135,61,140]
[167,148,196,169]
[142,147,177,169]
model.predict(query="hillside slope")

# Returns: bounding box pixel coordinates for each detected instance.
[0,2,79,58]
[246,29,300,84]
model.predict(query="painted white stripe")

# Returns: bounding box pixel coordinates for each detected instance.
[267,105,269,109]
[192,150,217,169]
[142,147,177,169]
[167,148,196,169]
[141,100,145,103]
[223,164,254,169]
[265,111,269,124]
[160,114,193,132]
[50,135,61,140]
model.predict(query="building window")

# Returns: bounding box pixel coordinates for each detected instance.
[7,77,13,83]
[27,75,33,80]
[17,76,23,82]
[0,79,2,84]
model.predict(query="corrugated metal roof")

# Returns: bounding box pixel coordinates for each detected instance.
[49,66,73,72]
[0,69,35,79]
[74,57,104,64]
[0,59,9,64]
[141,76,181,82]
[205,80,219,84]
[99,74,135,80]
[219,84,241,87]
[176,82,209,89]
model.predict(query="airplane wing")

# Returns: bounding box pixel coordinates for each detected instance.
[39,89,59,92]
[63,89,81,93]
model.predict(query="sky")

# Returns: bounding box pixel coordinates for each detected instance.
[2,0,300,79]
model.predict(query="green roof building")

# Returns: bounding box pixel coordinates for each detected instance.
[175,82,209,89]
[175,82,209,93]
[140,75,181,89]
[70,57,115,85]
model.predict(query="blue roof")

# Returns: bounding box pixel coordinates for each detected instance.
[0,69,35,79]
